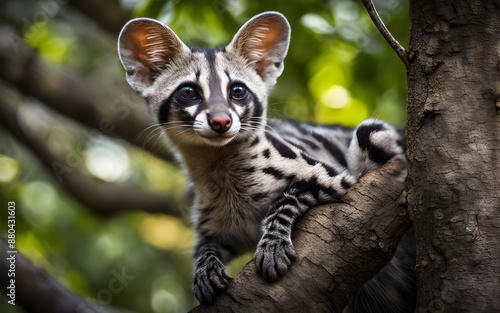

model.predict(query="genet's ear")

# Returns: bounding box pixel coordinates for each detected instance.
[118,18,190,93]
[227,12,290,85]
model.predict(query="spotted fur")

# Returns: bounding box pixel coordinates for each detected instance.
[118,12,413,311]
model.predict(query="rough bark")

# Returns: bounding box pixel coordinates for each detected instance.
[190,155,410,313]
[407,1,500,312]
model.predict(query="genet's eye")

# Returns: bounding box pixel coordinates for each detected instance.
[229,84,247,100]
[178,85,199,100]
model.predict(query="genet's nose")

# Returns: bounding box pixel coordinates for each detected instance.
[208,113,232,133]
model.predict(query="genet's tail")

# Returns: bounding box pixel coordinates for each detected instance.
[346,228,416,313]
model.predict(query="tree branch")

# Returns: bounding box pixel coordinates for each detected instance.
[0,23,176,164]
[361,0,409,67]
[67,0,130,36]
[190,155,410,312]
[0,88,185,218]
[0,236,136,313]
[0,156,408,313]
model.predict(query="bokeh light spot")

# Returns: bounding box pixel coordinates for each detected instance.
[0,155,19,183]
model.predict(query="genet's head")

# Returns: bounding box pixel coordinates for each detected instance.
[118,12,290,147]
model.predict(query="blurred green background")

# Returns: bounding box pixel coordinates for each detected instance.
[0,0,408,312]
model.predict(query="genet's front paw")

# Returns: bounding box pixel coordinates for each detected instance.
[254,236,296,281]
[193,258,232,304]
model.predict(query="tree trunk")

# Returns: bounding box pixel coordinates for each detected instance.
[407,1,500,312]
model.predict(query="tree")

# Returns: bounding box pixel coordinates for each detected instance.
[406,1,500,311]
[1,0,498,312]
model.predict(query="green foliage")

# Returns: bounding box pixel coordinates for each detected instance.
[0,0,409,312]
